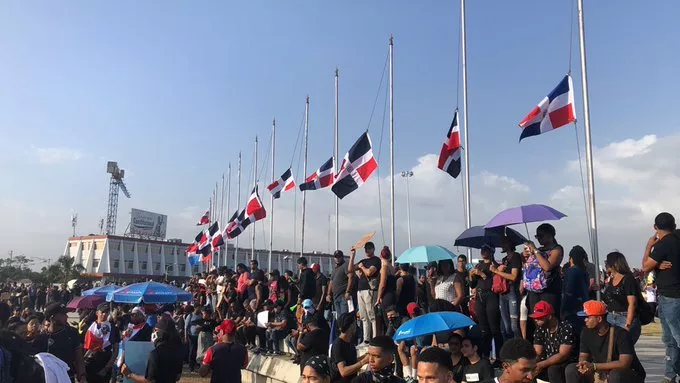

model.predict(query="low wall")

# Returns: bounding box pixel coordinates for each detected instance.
[242,352,301,383]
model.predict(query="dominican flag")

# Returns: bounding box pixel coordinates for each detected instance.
[186,243,200,266]
[518,74,576,141]
[299,157,334,191]
[437,110,461,178]
[332,132,378,199]
[267,168,296,199]
[226,209,252,239]
[224,211,239,239]
[196,210,210,225]
[245,186,267,221]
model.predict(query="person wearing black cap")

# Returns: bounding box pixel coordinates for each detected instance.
[327,250,352,318]
[42,302,87,382]
[331,312,368,382]
[121,318,184,383]
[348,241,380,344]
[84,303,120,383]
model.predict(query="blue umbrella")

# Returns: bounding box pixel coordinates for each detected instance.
[397,245,457,264]
[82,285,122,297]
[393,312,476,342]
[454,225,528,249]
[106,281,193,304]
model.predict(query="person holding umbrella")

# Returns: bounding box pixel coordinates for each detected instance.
[523,223,564,320]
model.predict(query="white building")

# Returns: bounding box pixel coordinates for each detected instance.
[65,235,336,280]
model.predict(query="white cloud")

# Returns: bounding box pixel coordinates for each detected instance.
[30,146,83,164]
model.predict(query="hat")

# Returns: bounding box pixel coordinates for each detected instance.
[44,303,68,318]
[333,250,344,258]
[217,319,237,335]
[311,263,320,272]
[406,302,421,316]
[529,301,553,319]
[304,355,331,378]
[427,261,438,269]
[578,300,608,317]
[302,299,314,309]
[131,306,146,316]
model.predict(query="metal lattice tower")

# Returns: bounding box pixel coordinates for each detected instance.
[105,161,131,235]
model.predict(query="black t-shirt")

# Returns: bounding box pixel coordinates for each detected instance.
[452,356,469,383]
[461,358,494,382]
[357,256,381,291]
[299,268,317,300]
[539,244,564,294]
[473,261,496,293]
[331,262,350,299]
[533,321,575,360]
[501,252,523,293]
[195,319,217,333]
[300,328,329,372]
[331,337,357,382]
[456,270,470,297]
[146,342,185,383]
[313,274,328,306]
[248,269,265,299]
[44,326,81,375]
[579,326,645,379]
[603,273,638,313]
[651,233,680,298]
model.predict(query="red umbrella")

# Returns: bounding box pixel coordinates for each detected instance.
[67,295,105,310]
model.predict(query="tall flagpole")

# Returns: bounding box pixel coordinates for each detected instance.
[219,173,225,267]
[389,35,395,263]
[252,136,258,264]
[577,0,601,299]
[235,152,241,269]
[301,96,309,258]
[334,68,340,252]
[226,163,231,267]
[269,119,276,273]
[460,0,472,260]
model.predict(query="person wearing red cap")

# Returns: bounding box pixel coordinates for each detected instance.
[530,301,575,383]
[564,300,645,383]
[199,319,248,383]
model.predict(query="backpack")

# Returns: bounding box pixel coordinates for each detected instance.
[522,255,547,293]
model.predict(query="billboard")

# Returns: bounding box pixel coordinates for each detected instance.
[130,209,167,239]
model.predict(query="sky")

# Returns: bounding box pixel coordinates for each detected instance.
[0,1,678,269]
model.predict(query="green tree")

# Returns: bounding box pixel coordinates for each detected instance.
[39,255,85,285]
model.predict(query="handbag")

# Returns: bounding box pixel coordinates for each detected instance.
[593,327,615,383]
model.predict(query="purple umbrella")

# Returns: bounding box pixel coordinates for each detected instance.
[67,295,105,310]
[484,204,567,236]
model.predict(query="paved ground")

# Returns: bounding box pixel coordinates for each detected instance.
[637,335,665,381]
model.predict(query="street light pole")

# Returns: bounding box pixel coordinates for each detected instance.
[400,171,413,249]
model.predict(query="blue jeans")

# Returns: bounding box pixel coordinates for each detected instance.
[499,291,520,340]
[333,295,349,318]
[285,334,298,355]
[659,295,680,379]
[607,311,641,344]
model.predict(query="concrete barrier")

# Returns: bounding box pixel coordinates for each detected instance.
[243,351,301,383]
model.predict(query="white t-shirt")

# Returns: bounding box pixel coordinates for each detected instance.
[646,286,657,303]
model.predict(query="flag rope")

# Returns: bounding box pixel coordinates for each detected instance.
[374,68,390,246]
[290,108,306,168]
[568,0,576,73]
[366,50,389,133]
[573,121,593,256]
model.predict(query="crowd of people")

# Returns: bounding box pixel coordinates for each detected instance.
[0,211,679,383]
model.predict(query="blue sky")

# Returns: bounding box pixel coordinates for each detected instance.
[1,1,678,265]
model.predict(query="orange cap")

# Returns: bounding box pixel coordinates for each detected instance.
[578,300,607,317]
